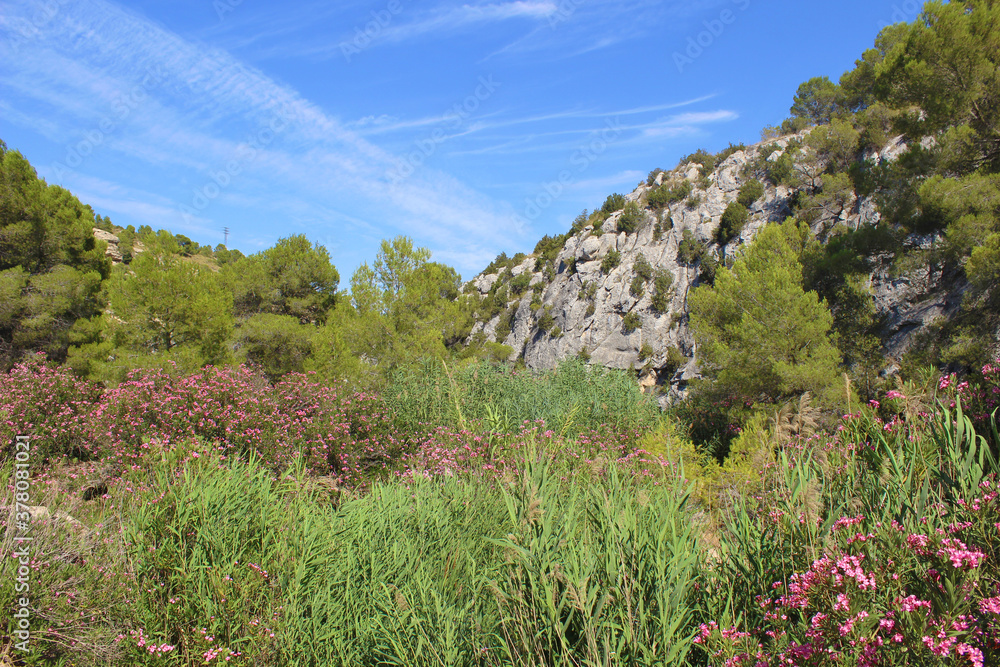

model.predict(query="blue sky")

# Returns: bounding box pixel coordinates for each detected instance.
[1,0,922,280]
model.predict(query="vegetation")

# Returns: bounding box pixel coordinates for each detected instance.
[622,311,641,333]
[600,249,621,273]
[5,4,1000,664]
[715,202,750,244]
[647,179,692,210]
[617,201,644,233]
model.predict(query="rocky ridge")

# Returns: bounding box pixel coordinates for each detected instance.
[465,133,963,403]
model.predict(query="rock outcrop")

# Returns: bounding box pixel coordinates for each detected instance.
[465,133,968,402]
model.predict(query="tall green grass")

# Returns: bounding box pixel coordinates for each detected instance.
[386,358,660,438]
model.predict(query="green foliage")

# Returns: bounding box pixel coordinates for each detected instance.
[622,311,641,333]
[601,249,621,273]
[678,229,706,265]
[633,253,653,282]
[650,269,674,313]
[686,195,701,209]
[795,172,855,226]
[629,275,645,298]
[0,146,110,367]
[805,118,860,173]
[222,235,339,324]
[617,201,644,233]
[494,303,518,342]
[690,220,842,406]
[233,313,316,380]
[715,202,749,245]
[601,193,626,215]
[536,308,555,334]
[343,237,464,376]
[767,151,795,186]
[736,179,765,208]
[874,0,1000,172]
[646,168,664,186]
[584,302,596,318]
[570,209,589,234]
[638,342,654,362]
[73,254,234,379]
[790,76,842,125]
[533,233,568,264]
[386,357,660,437]
[647,179,692,210]
[509,272,532,296]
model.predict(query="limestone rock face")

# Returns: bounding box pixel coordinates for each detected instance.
[466,131,972,400]
[93,228,123,263]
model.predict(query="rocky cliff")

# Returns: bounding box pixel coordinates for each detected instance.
[465,132,967,402]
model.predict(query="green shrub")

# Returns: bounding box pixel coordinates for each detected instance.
[647,168,664,186]
[585,302,596,318]
[570,209,589,234]
[638,342,654,361]
[737,179,765,207]
[634,254,653,282]
[715,202,749,244]
[601,193,626,214]
[601,249,622,273]
[630,275,645,298]
[622,311,641,333]
[678,229,706,264]
[510,272,532,296]
[647,180,693,210]
[651,269,673,312]
[716,142,747,164]
[537,308,555,334]
[699,253,719,284]
[495,304,517,341]
[686,195,701,209]
[767,152,795,185]
[618,201,644,233]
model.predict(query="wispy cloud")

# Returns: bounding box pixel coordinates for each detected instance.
[378,2,559,43]
[0,0,527,273]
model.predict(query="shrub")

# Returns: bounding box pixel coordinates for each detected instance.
[630,275,645,298]
[736,179,765,207]
[699,253,719,284]
[633,254,653,282]
[717,142,747,164]
[570,209,589,234]
[537,309,555,334]
[686,195,701,209]
[601,249,622,273]
[647,180,693,210]
[622,311,641,333]
[768,152,795,186]
[601,193,626,215]
[510,272,532,296]
[715,202,749,244]
[585,302,596,318]
[647,168,664,186]
[495,304,517,341]
[638,342,654,361]
[678,230,706,265]
[651,269,674,312]
[617,201,644,233]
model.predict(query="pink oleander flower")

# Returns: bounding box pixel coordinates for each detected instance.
[980,596,1000,615]
[937,538,985,569]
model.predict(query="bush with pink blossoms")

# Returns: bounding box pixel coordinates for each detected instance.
[0,354,104,462]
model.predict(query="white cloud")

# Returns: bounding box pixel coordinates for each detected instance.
[0,0,528,274]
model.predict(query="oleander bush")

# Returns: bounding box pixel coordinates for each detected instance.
[1,356,1000,665]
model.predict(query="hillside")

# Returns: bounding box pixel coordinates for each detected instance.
[464,130,976,402]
